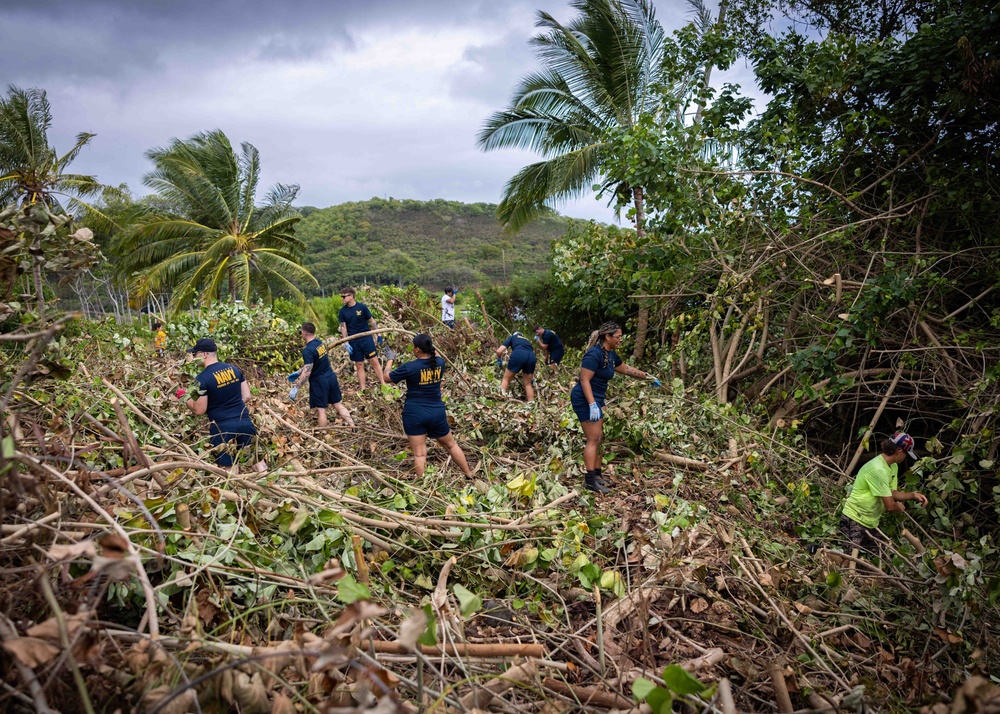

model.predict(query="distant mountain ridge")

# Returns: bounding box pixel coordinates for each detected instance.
[295,197,577,293]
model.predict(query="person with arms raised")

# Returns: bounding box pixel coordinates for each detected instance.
[388,333,473,478]
[337,287,386,390]
[288,322,354,428]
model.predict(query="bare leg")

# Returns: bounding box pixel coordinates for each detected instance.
[408,434,428,477]
[355,362,366,390]
[333,401,354,426]
[369,356,386,384]
[315,407,328,428]
[522,373,535,401]
[437,432,473,477]
[500,369,515,392]
[581,420,604,471]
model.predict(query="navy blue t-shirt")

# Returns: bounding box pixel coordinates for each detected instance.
[389,356,447,405]
[195,362,248,422]
[578,346,623,402]
[338,302,373,336]
[302,338,332,381]
[540,330,563,352]
[502,334,534,353]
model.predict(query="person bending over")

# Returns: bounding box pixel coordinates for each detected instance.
[570,322,660,494]
[338,287,386,389]
[388,333,473,478]
[534,326,564,373]
[494,331,536,401]
[289,322,354,428]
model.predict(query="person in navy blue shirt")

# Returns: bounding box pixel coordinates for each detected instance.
[289,322,354,428]
[389,333,473,478]
[179,337,263,470]
[494,331,536,401]
[337,287,386,390]
[570,322,660,493]
[534,326,565,373]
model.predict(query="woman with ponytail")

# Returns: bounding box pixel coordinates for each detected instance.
[388,333,473,478]
[571,322,660,493]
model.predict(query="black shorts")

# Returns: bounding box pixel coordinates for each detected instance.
[506,349,536,375]
[547,347,564,365]
[402,403,451,438]
[209,418,257,467]
[443,319,456,329]
[570,384,603,422]
[309,374,342,408]
[349,336,377,362]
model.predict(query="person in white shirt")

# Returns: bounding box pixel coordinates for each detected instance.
[441,287,456,329]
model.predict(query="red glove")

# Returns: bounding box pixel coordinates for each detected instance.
[175,388,187,399]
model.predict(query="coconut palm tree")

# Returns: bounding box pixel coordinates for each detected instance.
[115,130,317,314]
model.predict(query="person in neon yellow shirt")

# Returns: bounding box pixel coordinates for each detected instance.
[840,432,928,553]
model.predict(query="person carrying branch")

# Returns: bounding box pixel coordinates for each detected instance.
[338,287,386,390]
[494,331,536,401]
[288,322,354,428]
[388,333,473,478]
[534,325,564,372]
[571,322,660,494]
[177,337,262,470]
[840,433,928,555]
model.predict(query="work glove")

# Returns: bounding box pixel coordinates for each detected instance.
[534,335,539,342]
[648,375,661,388]
[495,357,504,370]
[174,388,187,399]
[287,372,300,383]
[288,386,299,400]
[588,402,602,422]
[377,335,384,345]
[345,343,353,356]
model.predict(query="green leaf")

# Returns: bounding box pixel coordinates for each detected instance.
[418,604,438,646]
[1,435,14,458]
[288,508,310,535]
[662,664,706,695]
[336,574,371,604]
[453,584,483,617]
[646,687,673,713]
[632,677,657,701]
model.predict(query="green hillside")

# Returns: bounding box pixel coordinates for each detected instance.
[295,197,577,293]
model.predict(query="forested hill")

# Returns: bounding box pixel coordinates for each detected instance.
[295,197,578,293]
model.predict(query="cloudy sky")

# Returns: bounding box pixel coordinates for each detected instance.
[0,0,748,223]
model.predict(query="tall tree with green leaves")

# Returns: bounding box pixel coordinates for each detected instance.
[115,130,317,314]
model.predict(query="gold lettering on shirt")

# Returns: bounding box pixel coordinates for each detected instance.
[419,367,442,385]
[213,367,239,388]
[316,345,326,358]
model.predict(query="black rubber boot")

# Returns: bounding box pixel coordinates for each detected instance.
[595,469,606,487]
[584,470,609,494]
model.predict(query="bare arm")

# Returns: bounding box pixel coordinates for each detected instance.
[615,363,650,380]
[368,317,378,331]
[892,490,928,507]
[579,368,597,404]
[881,495,906,513]
[339,322,348,339]
[495,346,507,358]
[295,363,313,386]
[241,381,251,402]
[186,395,208,416]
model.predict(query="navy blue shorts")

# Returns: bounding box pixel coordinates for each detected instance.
[349,336,378,362]
[402,403,451,438]
[548,347,565,365]
[570,384,604,423]
[507,349,536,375]
[309,373,342,408]
[209,418,257,467]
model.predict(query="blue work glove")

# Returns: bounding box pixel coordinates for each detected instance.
[344,343,353,356]
[495,357,503,370]
[588,402,602,422]
[377,335,384,345]
[534,335,539,342]
[288,386,299,400]
[650,375,661,388]
[287,372,300,383]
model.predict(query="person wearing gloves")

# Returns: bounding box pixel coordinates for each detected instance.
[441,287,457,329]
[388,333,473,478]
[178,338,262,470]
[337,287,386,390]
[288,322,354,428]
[571,322,660,494]
[494,331,537,401]
[534,326,565,372]
[840,433,927,555]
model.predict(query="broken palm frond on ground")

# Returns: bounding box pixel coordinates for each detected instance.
[1,293,998,713]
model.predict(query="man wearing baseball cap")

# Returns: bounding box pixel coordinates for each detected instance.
[840,432,927,554]
[178,338,260,469]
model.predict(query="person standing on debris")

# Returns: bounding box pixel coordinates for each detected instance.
[388,333,473,478]
[494,331,536,401]
[288,323,354,428]
[571,322,661,494]
[177,338,262,470]
[338,287,386,390]
[840,433,928,554]
[441,287,457,329]
[152,321,167,358]
[534,326,564,372]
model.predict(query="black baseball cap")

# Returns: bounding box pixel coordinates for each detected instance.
[187,337,217,353]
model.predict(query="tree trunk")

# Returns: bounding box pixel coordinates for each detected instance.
[632,185,650,361]
[31,248,46,323]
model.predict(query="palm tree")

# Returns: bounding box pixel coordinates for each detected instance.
[0,86,104,317]
[115,130,317,314]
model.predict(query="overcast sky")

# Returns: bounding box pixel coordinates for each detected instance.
[0,0,750,223]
